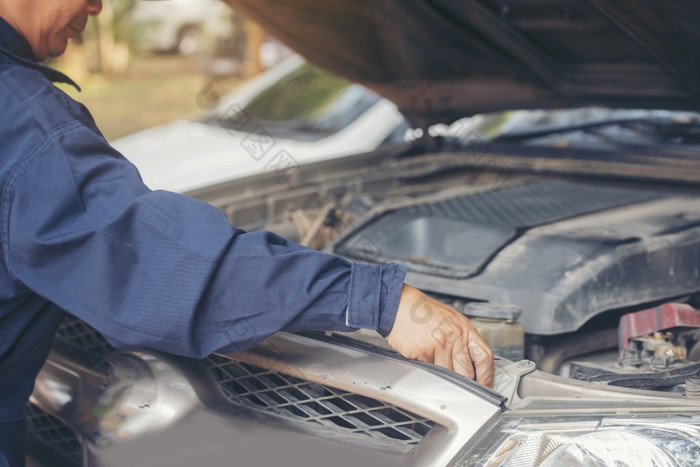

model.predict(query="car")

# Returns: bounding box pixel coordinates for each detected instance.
[27,1,700,466]
[111,54,408,194]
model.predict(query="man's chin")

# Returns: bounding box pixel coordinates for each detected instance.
[46,43,69,61]
[32,51,49,62]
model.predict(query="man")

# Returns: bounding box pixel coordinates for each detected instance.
[0,0,494,464]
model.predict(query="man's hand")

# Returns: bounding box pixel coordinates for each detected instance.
[386,284,494,388]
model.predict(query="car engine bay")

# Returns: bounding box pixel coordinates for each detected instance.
[195,141,700,396]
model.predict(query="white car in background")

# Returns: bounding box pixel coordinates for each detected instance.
[112,55,408,194]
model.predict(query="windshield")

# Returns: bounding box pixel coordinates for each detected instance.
[437,107,700,184]
[211,62,381,140]
[485,108,700,149]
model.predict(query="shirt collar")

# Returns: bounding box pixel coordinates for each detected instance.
[0,16,80,91]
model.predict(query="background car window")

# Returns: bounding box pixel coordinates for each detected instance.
[215,62,380,139]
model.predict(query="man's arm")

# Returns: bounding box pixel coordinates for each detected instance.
[4,106,494,387]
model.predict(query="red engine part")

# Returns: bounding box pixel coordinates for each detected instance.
[619,303,700,350]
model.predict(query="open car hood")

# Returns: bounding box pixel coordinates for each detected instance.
[222,0,700,127]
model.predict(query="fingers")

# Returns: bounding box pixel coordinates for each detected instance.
[432,341,455,373]
[386,285,496,388]
[432,316,475,380]
[468,335,495,388]
[451,333,476,381]
[420,309,489,384]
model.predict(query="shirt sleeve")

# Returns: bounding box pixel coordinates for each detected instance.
[2,121,406,358]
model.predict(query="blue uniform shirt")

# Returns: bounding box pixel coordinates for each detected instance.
[0,15,405,450]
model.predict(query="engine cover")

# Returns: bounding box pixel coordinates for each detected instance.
[332,180,700,335]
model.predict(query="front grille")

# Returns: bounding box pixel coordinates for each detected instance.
[54,314,115,366]
[205,354,434,446]
[51,317,435,446]
[25,403,83,467]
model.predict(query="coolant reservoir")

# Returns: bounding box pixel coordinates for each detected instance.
[464,302,525,361]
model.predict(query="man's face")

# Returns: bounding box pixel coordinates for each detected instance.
[28,0,102,61]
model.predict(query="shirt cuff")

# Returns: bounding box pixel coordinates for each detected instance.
[346,262,407,337]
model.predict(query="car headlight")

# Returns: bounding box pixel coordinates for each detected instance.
[84,351,198,445]
[453,414,700,466]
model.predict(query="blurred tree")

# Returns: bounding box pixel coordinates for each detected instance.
[92,0,137,75]
[55,37,89,83]
[245,19,265,77]
[56,0,138,78]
